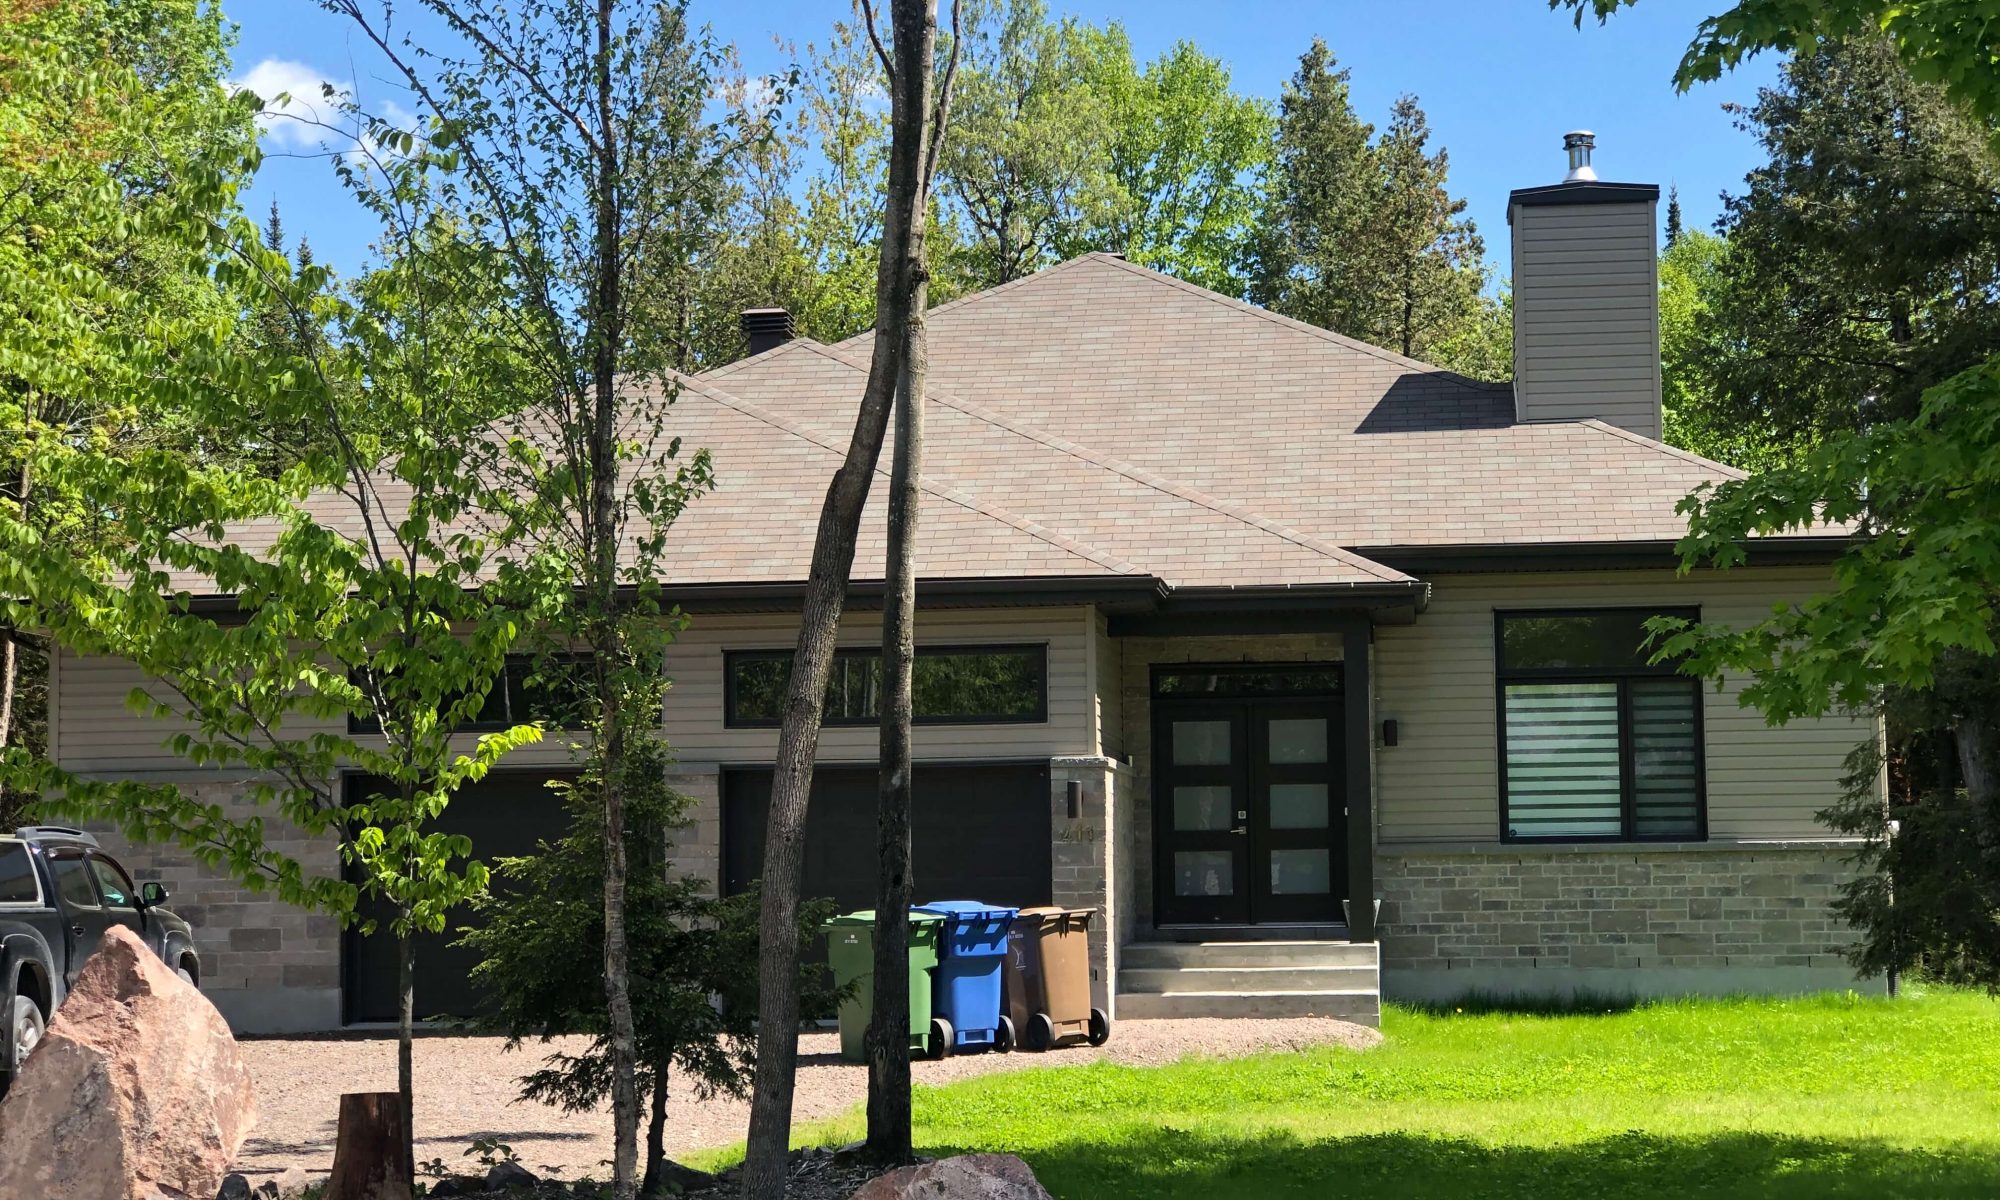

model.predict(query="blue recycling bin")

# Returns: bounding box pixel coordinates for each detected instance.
[915,900,1019,1055]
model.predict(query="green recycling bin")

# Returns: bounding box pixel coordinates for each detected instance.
[821,909,946,1063]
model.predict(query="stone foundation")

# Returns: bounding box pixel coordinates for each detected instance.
[93,779,343,1034]
[1376,843,1878,1001]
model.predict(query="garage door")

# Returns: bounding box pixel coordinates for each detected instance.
[343,770,574,1024]
[722,763,1052,912]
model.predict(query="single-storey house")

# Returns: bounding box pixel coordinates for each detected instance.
[49,139,1873,1033]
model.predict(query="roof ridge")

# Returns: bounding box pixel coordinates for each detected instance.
[829,254,1109,353]
[793,340,1413,585]
[1088,254,1506,393]
[661,368,1149,578]
[698,335,827,381]
[1573,418,1749,481]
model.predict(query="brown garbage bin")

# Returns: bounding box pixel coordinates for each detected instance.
[1001,906,1110,1051]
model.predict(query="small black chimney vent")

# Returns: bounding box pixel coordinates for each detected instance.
[741,307,795,358]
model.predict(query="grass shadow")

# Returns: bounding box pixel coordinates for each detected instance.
[966,1128,2000,1200]
[1393,989,1647,1017]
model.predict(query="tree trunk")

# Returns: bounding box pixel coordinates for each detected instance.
[642,1072,668,1197]
[1956,712,2000,848]
[0,627,16,756]
[0,460,30,811]
[866,152,935,1165]
[326,1091,413,1200]
[587,2,640,1197]
[396,923,414,1175]
[741,3,953,1194]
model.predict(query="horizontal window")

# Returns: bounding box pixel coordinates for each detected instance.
[1497,609,1705,842]
[348,655,592,735]
[1500,608,1696,675]
[725,645,1047,727]
[1154,665,1343,698]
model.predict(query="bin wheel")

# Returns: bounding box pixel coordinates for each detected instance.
[927,1016,954,1060]
[1025,1012,1055,1052]
[1087,1007,1111,1046]
[995,1015,1016,1053]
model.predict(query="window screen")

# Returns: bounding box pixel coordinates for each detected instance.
[1497,609,1704,842]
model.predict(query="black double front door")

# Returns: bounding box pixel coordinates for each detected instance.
[1154,681,1345,926]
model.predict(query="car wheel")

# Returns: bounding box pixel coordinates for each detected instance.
[175,962,196,988]
[10,994,44,1072]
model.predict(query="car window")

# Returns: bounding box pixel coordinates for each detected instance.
[88,857,137,911]
[49,854,100,909]
[0,842,36,905]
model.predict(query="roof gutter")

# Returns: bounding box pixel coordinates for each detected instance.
[1358,536,1852,574]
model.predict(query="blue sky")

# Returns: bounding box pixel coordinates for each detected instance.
[229,1,1781,279]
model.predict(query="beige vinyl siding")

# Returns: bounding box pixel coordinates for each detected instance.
[1374,567,1871,844]
[661,606,1096,766]
[55,649,580,780]
[1510,198,1662,439]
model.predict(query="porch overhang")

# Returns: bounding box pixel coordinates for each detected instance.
[1103,580,1428,637]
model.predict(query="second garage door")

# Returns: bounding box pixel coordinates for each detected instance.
[722,762,1052,911]
[343,770,574,1024]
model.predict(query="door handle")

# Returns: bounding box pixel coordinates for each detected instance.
[71,925,85,938]
[1228,826,1247,836]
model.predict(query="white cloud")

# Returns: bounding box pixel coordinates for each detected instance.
[230,58,422,165]
[231,58,355,150]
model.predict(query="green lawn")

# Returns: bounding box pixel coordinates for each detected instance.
[751,989,2000,1199]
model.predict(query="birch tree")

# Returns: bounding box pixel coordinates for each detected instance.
[741,0,961,1191]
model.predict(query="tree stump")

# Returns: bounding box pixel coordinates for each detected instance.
[324,1091,414,1200]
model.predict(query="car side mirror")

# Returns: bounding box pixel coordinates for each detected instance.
[139,882,169,908]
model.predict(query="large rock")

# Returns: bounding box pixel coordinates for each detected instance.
[848,1154,1052,1200]
[0,925,257,1200]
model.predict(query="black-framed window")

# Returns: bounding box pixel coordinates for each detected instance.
[1497,608,1705,842]
[348,654,593,735]
[1153,663,1343,698]
[725,644,1047,727]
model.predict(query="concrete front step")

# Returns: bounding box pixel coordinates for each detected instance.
[1121,940,1380,972]
[1116,988,1381,1026]
[1116,939,1382,1026]
[1120,964,1380,994]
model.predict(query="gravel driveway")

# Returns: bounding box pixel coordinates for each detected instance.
[231,1018,1379,1186]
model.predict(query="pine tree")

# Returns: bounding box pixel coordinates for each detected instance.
[1352,95,1492,368]
[1665,184,1683,248]
[1252,51,1505,379]
[1248,38,1376,332]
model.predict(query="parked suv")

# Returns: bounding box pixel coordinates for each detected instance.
[0,827,200,1092]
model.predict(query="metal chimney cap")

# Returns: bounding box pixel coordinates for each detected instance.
[1562,130,1598,183]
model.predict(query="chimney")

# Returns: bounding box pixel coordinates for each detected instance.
[740,307,794,358]
[1508,132,1662,439]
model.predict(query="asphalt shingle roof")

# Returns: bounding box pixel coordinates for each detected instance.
[164,253,1789,597]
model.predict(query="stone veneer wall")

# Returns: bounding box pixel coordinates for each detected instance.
[95,780,344,1034]
[1049,755,1126,1014]
[665,767,722,895]
[1377,844,1875,999]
